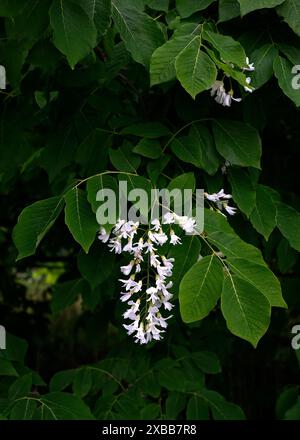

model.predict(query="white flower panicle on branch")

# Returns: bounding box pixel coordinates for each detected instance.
[98,197,236,345]
[98,213,197,345]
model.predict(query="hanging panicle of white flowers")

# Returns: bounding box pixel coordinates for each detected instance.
[98,213,196,345]
[98,191,236,345]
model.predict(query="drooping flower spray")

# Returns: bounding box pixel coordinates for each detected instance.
[98,191,236,344]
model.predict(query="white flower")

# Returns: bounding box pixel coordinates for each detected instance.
[224,204,237,216]
[174,215,196,233]
[204,189,236,216]
[210,80,242,107]
[243,57,255,72]
[114,219,126,232]
[144,239,156,253]
[150,252,160,267]
[151,218,161,232]
[170,230,181,245]
[244,76,254,93]
[146,286,159,303]
[135,262,141,273]
[205,189,232,202]
[123,239,133,253]
[120,261,134,276]
[120,291,132,302]
[163,212,175,224]
[149,231,168,245]
[162,256,174,270]
[135,323,147,344]
[108,237,122,254]
[119,277,142,293]
[146,322,163,341]
[123,317,140,335]
[157,264,173,280]
[123,299,140,319]
[98,227,110,243]
[118,221,139,239]
[161,299,174,311]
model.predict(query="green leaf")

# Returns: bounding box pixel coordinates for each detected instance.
[176,0,216,18]
[156,358,186,392]
[9,374,32,401]
[77,246,114,289]
[228,168,256,217]
[250,44,278,88]
[5,0,51,43]
[140,403,160,419]
[167,172,196,207]
[175,36,217,98]
[133,139,162,159]
[192,351,221,374]
[212,120,262,168]
[49,0,97,68]
[168,236,201,295]
[276,387,299,419]
[226,257,287,307]
[277,0,300,37]
[109,144,141,172]
[50,369,76,392]
[218,0,240,23]
[238,0,285,16]
[138,371,161,398]
[166,392,187,419]
[111,0,164,67]
[76,129,110,176]
[39,392,94,420]
[0,1,25,16]
[10,400,37,420]
[203,30,246,67]
[285,397,300,419]
[51,279,88,314]
[0,334,28,363]
[87,174,118,214]
[150,35,195,86]
[171,123,220,175]
[179,255,224,323]
[13,196,64,260]
[121,122,170,138]
[279,43,300,65]
[147,0,169,12]
[73,368,93,398]
[0,359,18,377]
[221,275,271,347]
[40,128,77,182]
[277,237,298,273]
[197,389,246,419]
[273,54,300,107]
[276,202,300,252]
[64,188,98,253]
[78,0,111,36]
[204,209,266,265]
[147,155,170,183]
[250,184,277,240]
[187,395,209,419]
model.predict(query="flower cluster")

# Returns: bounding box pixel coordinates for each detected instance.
[210,80,242,107]
[98,213,196,344]
[210,56,255,107]
[204,189,237,216]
